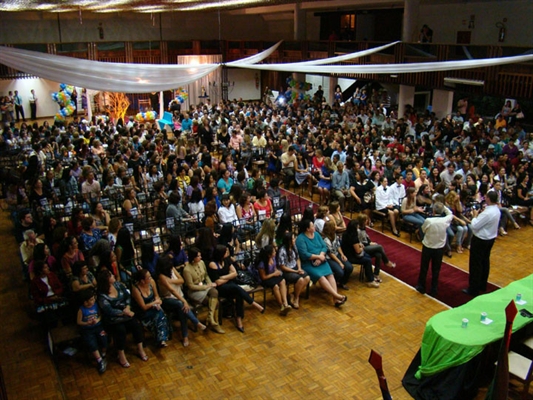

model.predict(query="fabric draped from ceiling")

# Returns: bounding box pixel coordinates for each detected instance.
[0,41,283,93]
[289,41,399,66]
[231,53,533,74]
[226,40,282,66]
[0,41,396,94]
[1,41,532,93]
[0,46,219,93]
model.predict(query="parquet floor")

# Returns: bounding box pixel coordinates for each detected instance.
[1,192,532,399]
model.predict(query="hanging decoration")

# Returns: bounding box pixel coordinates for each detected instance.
[1,42,532,95]
[51,83,76,123]
[285,77,312,105]
[174,87,189,103]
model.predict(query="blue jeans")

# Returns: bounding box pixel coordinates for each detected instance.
[402,213,426,228]
[328,258,354,285]
[162,298,199,338]
[453,224,471,247]
[347,253,374,282]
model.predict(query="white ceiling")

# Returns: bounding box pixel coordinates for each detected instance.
[0,0,404,13]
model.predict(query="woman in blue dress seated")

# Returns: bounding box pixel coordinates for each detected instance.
[295,219,347,307]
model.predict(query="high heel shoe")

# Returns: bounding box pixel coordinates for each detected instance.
[117,357,130,368]
[197,322,207,331]
[335,295,348,307]
[236,326,245,333]
[137,352,149,362]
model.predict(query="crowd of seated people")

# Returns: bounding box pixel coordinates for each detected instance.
[3,90,532,374]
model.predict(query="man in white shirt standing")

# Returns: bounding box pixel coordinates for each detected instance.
[29,89,37,120]
[463,191,500,296]
[416,202,453,296]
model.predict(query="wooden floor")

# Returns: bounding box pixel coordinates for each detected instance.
[1,193,532,399]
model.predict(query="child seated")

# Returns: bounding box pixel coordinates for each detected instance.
[77,289,108,374]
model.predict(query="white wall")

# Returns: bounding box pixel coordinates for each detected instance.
[0,78,70,118]
[419,0,532,46]
[227,69,261,101]
[305,75,329,100]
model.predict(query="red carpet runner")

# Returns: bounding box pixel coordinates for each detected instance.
[281,189,500,308]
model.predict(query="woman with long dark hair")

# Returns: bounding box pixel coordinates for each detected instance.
[257,244,292,315]
[97,269,147,367]
[115,226,137,283]
[157,257,205,347]
[321,220,353,290]
[131,269,170,348]
[196,227,217,264]
[277,232,310,309]
[207,245,264,332]
[182,247,224,334]
[341,220,379,288]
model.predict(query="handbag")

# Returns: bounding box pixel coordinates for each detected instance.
[235,269,257,287]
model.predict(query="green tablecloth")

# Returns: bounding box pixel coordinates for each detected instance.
[415,274,533,379]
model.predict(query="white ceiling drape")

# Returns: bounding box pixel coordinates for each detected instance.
[226,40,282,66]
[0,41,282,93]
[0,41,531,92]
[292,41,400,66]
[231,53,533,74]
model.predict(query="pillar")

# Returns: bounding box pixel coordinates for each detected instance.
[431,89,454,119]
[159,91,164,118]
[329,76,338,105]
[403,0,420,42]
[294,3,306,41]
[398,84,415,119]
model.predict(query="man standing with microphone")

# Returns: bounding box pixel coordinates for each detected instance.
[463,191,500,296]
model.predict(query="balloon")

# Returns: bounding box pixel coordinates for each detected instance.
[54,113,65,122]
[59,83,67,90]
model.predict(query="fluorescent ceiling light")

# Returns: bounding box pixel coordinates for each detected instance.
[180,0,269,11]
[443,77,485,86]
[51,8,79,12]
[93,8,125,13]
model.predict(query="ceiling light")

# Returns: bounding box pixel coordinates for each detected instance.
[180,0,269,11]
[51,8,79,13]
[92,8,124,13]
[443,77,485,86]
[34,3,57,11]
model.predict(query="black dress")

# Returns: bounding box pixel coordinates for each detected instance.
[207,259,254,318]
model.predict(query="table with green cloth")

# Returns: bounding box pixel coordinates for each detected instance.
[415,273,533,379]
